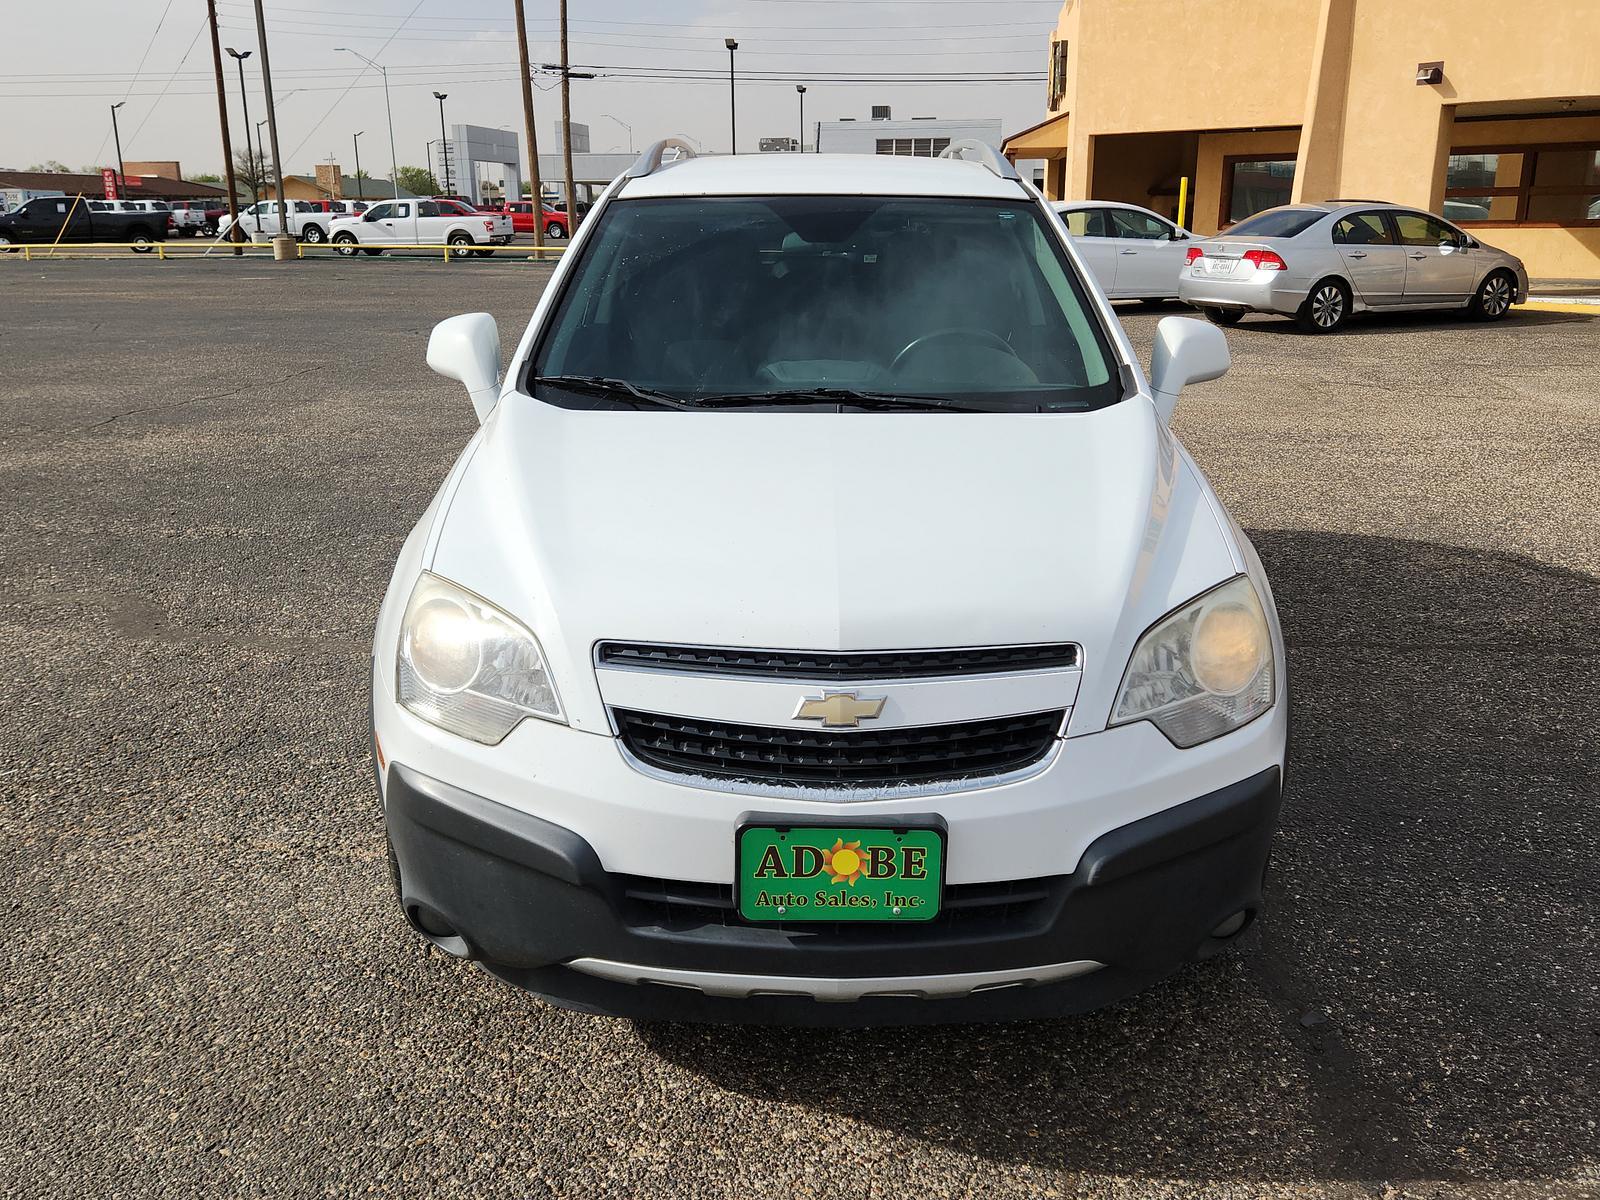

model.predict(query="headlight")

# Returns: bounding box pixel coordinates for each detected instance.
[396,573,564,743]
[1111,575,1274,748]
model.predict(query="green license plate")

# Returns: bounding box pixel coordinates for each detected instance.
[736,825,944,923]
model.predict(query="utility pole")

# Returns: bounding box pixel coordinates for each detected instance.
[558,0,578,231]
[352,131,363,199]
[226,48,260,234]
[725,39,739,154]
[252,0,291,259]
[433,91,451,196]
[796,85,806,153]
[109,103,128,197]
[512,0,545,249]
[205,2,243,252]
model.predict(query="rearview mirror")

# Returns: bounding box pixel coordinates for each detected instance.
[427,313,502,423]
[1148,316,1230,423]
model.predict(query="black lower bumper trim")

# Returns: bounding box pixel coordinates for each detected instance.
[383,762,1282,1024]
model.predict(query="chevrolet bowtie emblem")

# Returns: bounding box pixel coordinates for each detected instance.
[793,692,887,728]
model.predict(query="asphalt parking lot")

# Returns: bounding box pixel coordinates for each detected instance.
[1,257,1596,1199]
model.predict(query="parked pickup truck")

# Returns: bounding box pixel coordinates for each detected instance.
[163,201,214,236]
[0,194,169,251]
[328,198,514,257]
[217,199,336,244]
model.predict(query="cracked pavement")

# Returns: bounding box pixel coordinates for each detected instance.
[0,258,1596,1199]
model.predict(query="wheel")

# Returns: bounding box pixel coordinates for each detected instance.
[472,247,494,258]
[362,247,383,256]
[0,235,15,254]
[1469,270,1515,321]
[1203,307,1244,326]
[300,223,327,245]
[447,232,474,259]
[332,232,360,257]
[1296,278,1350,333]
[129,233,154,254]
[545,222,567,240]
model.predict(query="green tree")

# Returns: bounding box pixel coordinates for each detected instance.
[393,165,438,196]
[190,172,223,184]
[28,160,71,173]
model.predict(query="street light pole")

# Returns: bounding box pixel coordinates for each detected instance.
[109,102,127,198]
[796,85,806,153]
[433,91,451,196]
[725,38,739,155]
[600,114,633,153]
[337,47,398,199]
[352,131,363,199]
[225,49,260,234]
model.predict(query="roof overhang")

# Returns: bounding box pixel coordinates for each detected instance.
[1001,111,1070,158]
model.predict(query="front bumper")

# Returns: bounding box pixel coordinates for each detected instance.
[1178,266,1308,315]
[382,760,1283,1025]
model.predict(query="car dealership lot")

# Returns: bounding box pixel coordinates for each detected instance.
[0,260,1595,1198]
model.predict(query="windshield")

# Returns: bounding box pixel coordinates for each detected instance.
[528,195,1120,412]
[1224,207,1326,239]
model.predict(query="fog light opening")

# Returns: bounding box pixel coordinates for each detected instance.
[1210,909,1252,940]
[405,903,476,960]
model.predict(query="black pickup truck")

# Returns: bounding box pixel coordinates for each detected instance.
[0,194,170,251]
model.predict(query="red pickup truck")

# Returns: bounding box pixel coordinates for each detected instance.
[501,200,568,240]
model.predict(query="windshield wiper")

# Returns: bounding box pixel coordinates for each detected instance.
[692,388,988,412]
[532,375,705,410]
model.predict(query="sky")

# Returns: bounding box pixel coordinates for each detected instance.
[0,0,1063,182]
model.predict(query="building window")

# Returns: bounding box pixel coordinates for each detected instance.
[1446,144,1600,225]
[875,137,952,158]
[1047,40,1069,110]
[1220,156,1297,225]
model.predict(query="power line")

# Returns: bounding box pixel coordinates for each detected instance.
[91,0,178,164]
[282,0,427,162]
[124,16,211,151]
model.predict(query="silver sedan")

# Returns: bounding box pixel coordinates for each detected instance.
[1051,201,1197,302]
[1177,202,1528,333]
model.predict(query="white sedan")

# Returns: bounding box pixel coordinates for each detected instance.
[328,198,513,257]
[1052,200,1197,302]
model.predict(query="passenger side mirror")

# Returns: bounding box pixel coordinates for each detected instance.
[427,313,502,423]
[1148,316,1230,423]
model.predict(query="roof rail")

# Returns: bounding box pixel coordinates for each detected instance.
[937,139,1020,182]
[625,138,698,179]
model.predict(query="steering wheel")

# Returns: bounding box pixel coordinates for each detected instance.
[889,327,1018,375]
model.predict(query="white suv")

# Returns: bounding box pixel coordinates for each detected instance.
[372,140,1288,1025]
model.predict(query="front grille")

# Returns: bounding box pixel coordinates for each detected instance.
[613,708,1064,788]
[619,873,1059,933]
[596,641,1078,680]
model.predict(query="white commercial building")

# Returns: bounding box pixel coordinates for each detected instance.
[815,107,1003,157]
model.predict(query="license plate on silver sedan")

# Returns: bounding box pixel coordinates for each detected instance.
[1207,258,1237,276]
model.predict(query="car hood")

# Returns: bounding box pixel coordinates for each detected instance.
[429,393,1240,732]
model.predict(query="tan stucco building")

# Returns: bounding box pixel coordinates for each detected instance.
[1002,0,1600,280]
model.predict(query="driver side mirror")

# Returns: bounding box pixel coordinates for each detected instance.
[1148,316,1230,423]
[427,313,502,423]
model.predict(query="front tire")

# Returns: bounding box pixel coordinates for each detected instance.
[1297,278,1350,333]
[300,224,327,245]
[1469,270,1515,321]
[545,222,567,240]
[332,232,360,257]
[1203,306,1244,326]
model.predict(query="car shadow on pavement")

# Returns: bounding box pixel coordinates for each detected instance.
[1235,308,1594,335]
[638,530,1599,1183]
